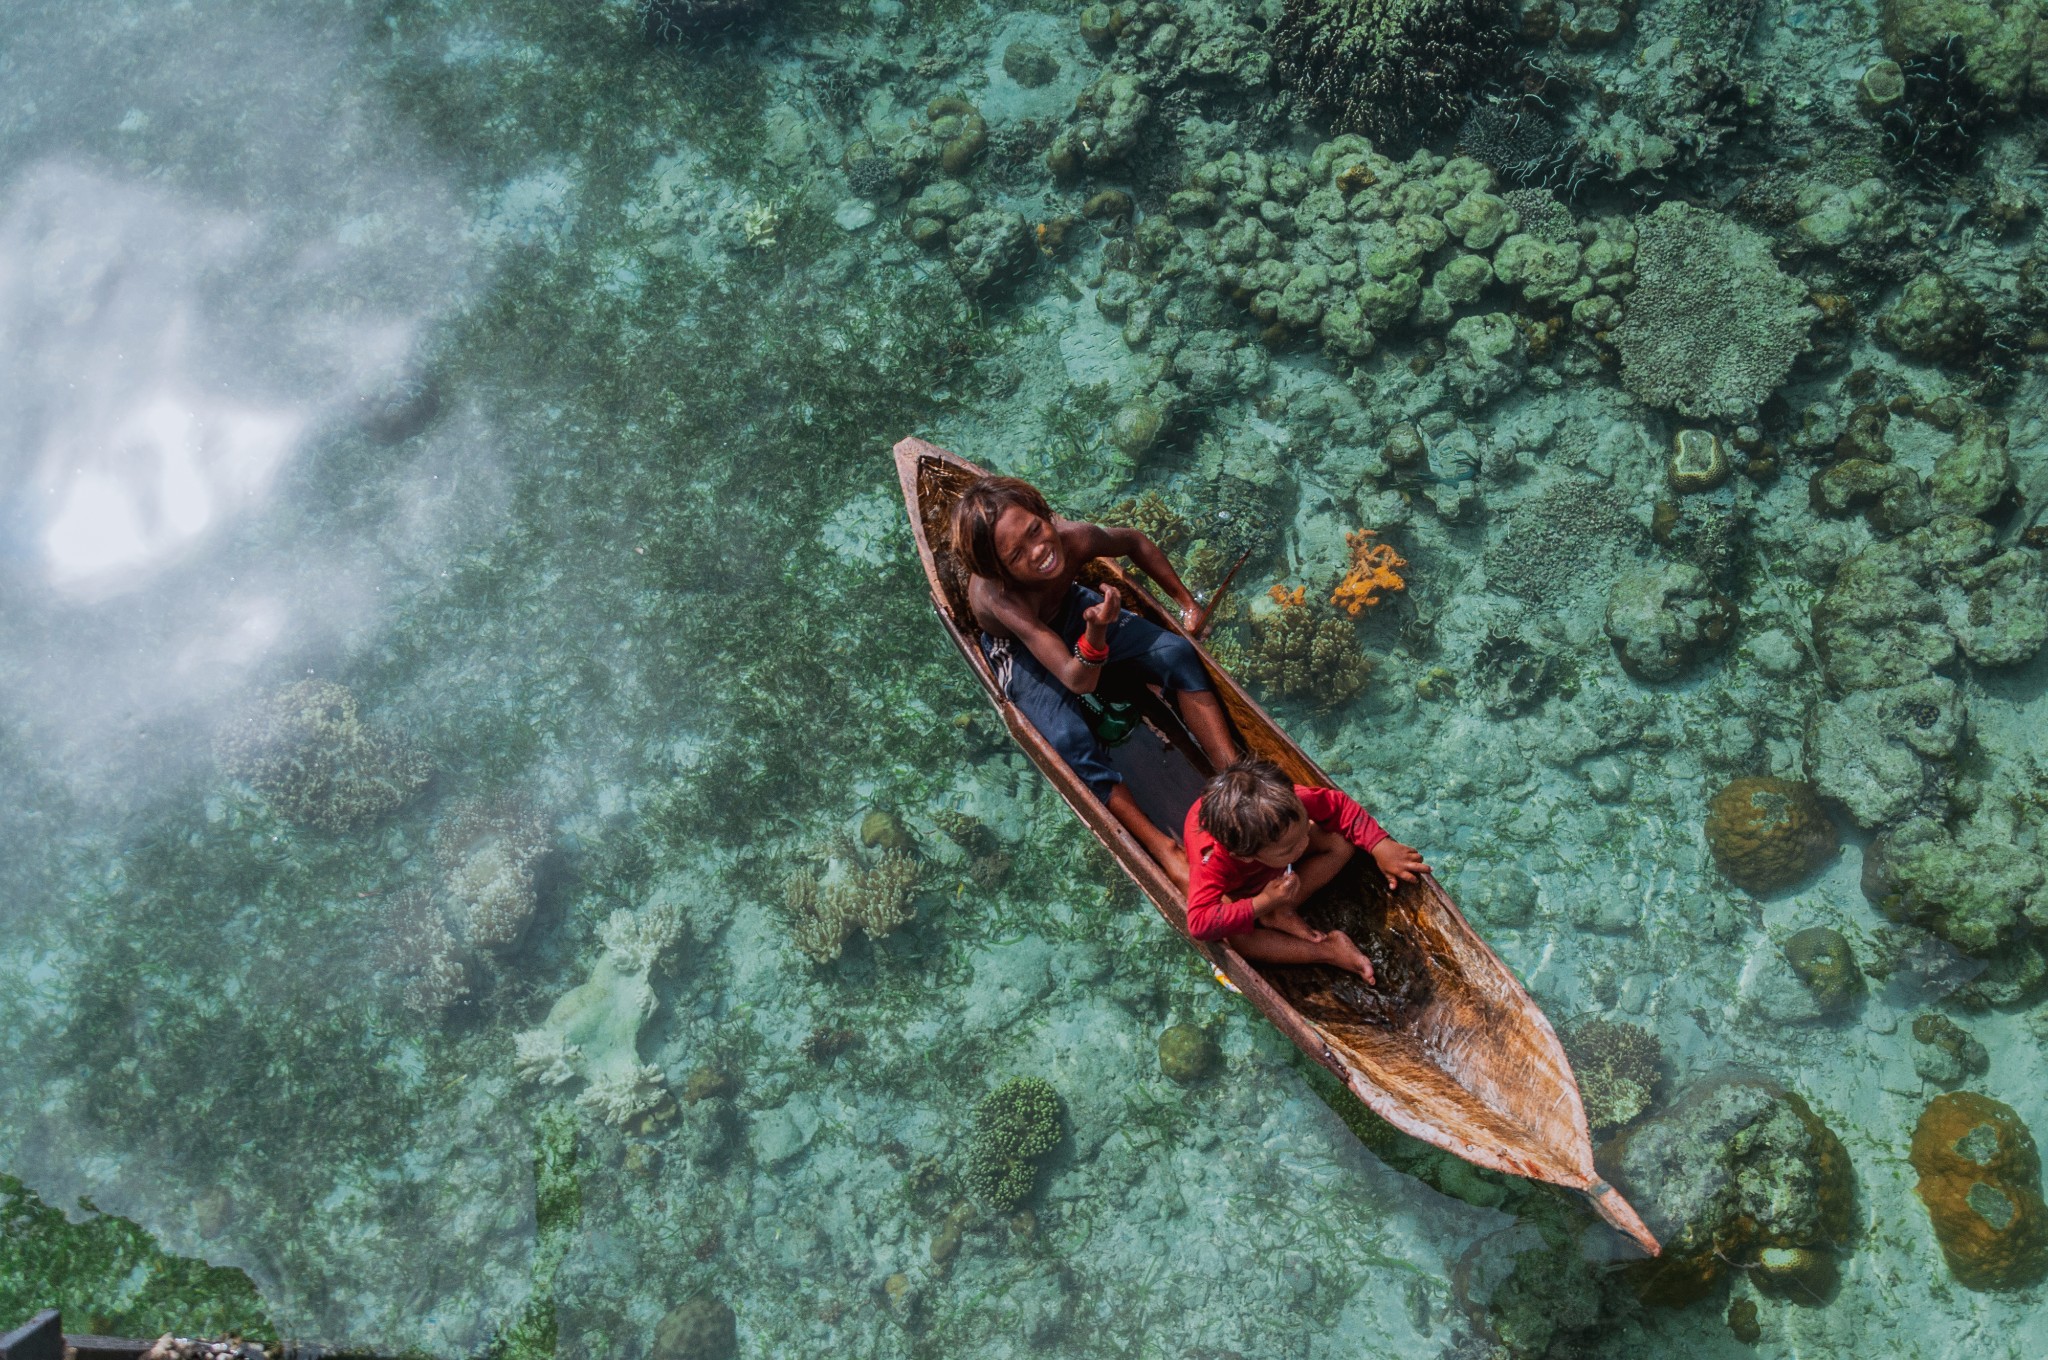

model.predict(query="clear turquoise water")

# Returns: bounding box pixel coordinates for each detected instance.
[2,0,2045,1356]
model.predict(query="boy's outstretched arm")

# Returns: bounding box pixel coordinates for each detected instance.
[1090,523,1200,626]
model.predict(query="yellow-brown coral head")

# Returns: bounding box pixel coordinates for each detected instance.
[1704,776,1837,895]
[1330,529,1407,615]
[1911,1092,2048,1291]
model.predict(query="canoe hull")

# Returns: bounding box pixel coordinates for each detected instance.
[893,436,1658,1256]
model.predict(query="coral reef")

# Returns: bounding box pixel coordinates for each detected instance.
[1602,1077,1855,1307]
[1602,563,1737,683]
[1214,586,1375,708]
[1611,202,1815,422]
[1329,530,1407,614]
[1273,0,1517,149]
[436,797,552,954]
[782,845,922,963]
[1157,1023,1221,1083]
[1783,926,1863,1014]
[1910,1092,2048,1291]
[1704,777,1836,896]
[964,1076,1064,1212]
[1560,1017,1661,1133]
[213,680,432,833]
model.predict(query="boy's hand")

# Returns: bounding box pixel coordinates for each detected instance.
[1369,839,1429,892]
[1082,586,1122,630]
[1254,868,1303,915]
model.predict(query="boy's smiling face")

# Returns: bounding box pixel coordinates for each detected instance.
[1250,813,1311,868]
[992,503,1064,583]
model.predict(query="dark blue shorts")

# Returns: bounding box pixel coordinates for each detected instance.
[981,583,1212,802]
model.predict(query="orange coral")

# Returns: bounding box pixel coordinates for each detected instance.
[1268,584,1307,609]
[1330,530,1407,615]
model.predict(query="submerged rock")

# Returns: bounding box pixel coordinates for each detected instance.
[1862,817,2048,955]
[1601,1077,1856,1307]
[1806,676,1963,829]
[1911,1012,1989,1086]
[653,1293,738,1360]
[1910,1092,2048,1291]
[1603,563,1737,682]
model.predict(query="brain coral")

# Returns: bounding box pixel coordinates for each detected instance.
[1910,1091,2048,1291]
[214,680,432,833]
[1612,201,1816,421]
[1705,776,1838,895]
[1274,0,1516,149]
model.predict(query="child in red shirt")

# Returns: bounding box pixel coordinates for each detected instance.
[1183,759,1430,985]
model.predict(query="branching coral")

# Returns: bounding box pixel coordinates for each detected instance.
[1215,586,1375,709]
[964,1076,1065,1212]
[1274,0,1517,149]
[513,1029,582,1086]
[576,1063,677,1134]
[1611,202,1816,422]
[214,680,432,833]
[598,902,687,975]
[1330,530,1407,614]
[380,890,472,1019]
[782,847,923,964]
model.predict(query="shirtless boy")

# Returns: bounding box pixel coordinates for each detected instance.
[1184,759,1430,983]
[951,475,1238,886]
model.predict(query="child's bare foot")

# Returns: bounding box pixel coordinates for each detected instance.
[1265,902,1326,943]
[1328,929,1376,986]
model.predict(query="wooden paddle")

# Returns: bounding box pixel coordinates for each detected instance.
[1187,546,1255,640]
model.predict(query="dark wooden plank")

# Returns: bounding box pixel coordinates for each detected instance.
[0,1311,62,1360]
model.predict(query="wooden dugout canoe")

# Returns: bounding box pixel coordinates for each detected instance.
[894,437,1658,1257]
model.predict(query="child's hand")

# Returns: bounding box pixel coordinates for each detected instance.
[1369,839,1430,892]
[1255,868,1303,915]
[1083,585,1122,629]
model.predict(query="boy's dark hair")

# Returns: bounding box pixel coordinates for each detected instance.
[1198,759,1305,857]
[950,475,1055,581]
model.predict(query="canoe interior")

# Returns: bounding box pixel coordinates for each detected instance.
[898,438,1657,1255]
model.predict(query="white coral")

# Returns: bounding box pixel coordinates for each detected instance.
[598,902,686,975]
[576,1063,671,1127]
[513,1029,581,1086]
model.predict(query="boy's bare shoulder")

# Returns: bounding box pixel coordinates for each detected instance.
[966,572,1028,638]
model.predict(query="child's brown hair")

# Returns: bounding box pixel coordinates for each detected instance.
[950,475,1055,581]
[1198,759,1304,858]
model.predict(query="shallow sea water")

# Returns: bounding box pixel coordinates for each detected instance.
[2,0,2046,1357]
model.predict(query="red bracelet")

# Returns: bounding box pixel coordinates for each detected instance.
[1076,634,1110,665]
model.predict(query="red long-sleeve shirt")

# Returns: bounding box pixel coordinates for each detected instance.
[1181,785,1388,941]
